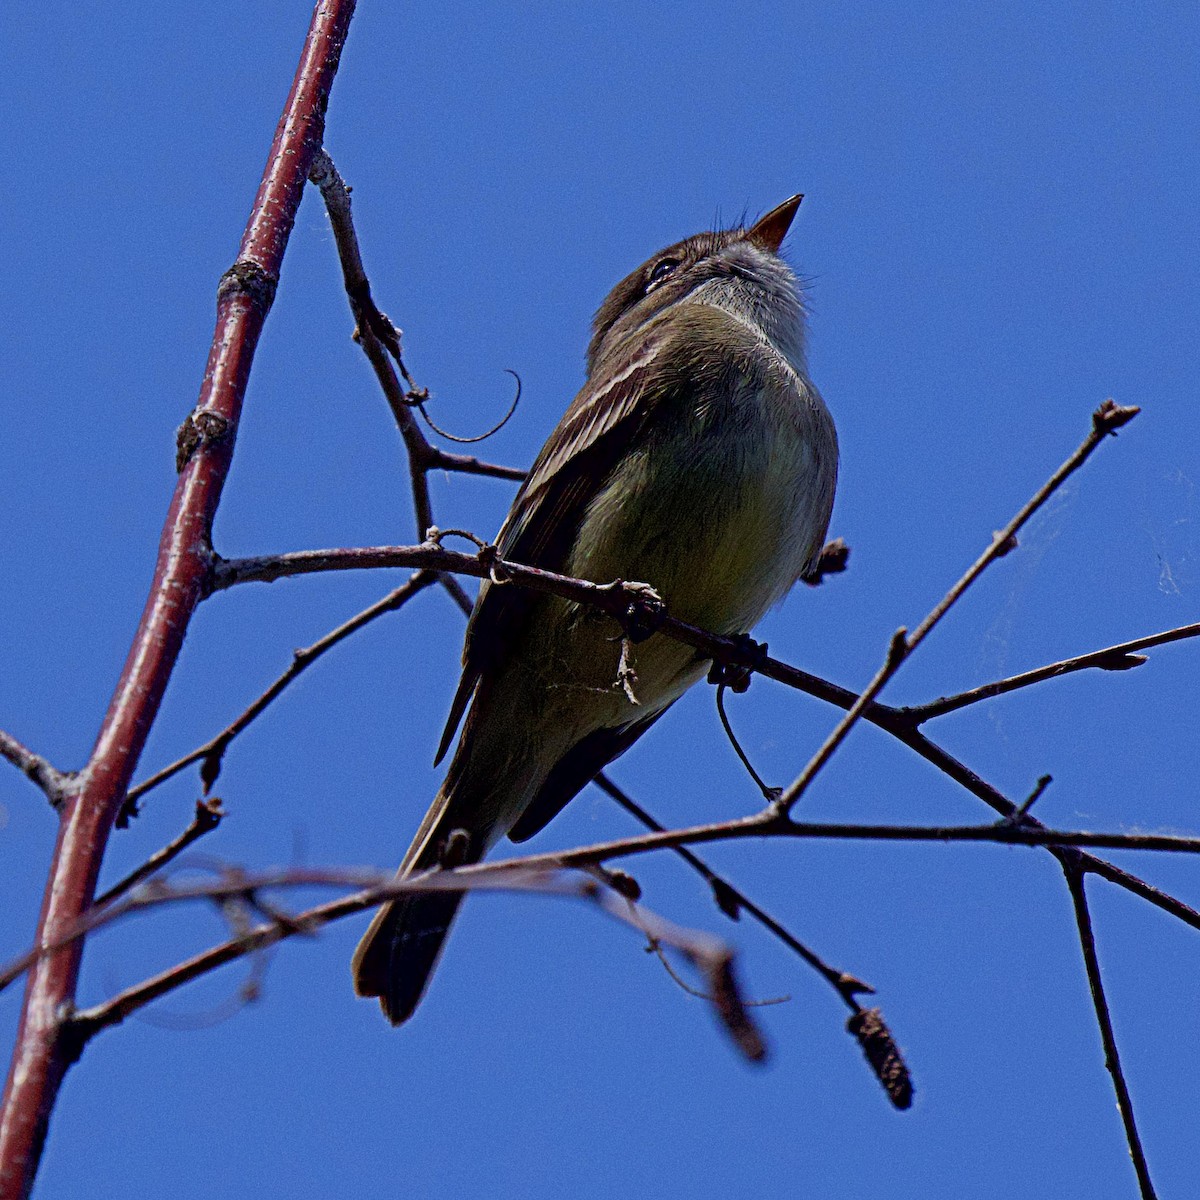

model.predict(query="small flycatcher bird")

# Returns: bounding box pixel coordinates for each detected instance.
[353,195,838,1024]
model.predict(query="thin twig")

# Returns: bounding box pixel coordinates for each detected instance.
[58,865,763,1061]
[0,729,68,806]
[905,621,1200,723]
[772,400,1139,816]
[121,571,437,820]
[308,150,524,538]
[594,775,872,1011]
[1013,775,1052,820]
[408,369,523,446]
[438,571,475,617]
[95,800,226,907]
[424,449,526,482]
[713,682,780,802]
[207,535,1200,934]
[308,148,438,535]
[1062,861,1159,1199]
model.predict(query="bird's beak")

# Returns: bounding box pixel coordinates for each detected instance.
[745,194,803,252]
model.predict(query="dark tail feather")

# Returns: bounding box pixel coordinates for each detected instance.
[352,786,488,1025]
[352,886,468,1025]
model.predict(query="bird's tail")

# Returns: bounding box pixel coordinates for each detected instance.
[351,779,494,1026]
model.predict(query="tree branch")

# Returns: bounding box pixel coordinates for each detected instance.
[121,571,437,820]
[904,621,1200,724]
[307,149,524,545]
[772,399,1140,817]
[0,730,67,807]
[94,800,226,908]
[593,775,874,1012]
[0,3,360,1194]
[1062,861,1159,1199]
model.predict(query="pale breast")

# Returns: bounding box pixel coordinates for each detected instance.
[568,321,836,638]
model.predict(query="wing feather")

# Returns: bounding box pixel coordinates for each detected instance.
[433,332,676,763]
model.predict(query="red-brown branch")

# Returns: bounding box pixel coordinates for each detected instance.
[0,3,358,1196]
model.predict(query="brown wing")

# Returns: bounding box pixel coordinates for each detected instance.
[506,703,674,842]
[434,331,679,764]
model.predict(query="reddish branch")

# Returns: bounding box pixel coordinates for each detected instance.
[0,3,359,1196]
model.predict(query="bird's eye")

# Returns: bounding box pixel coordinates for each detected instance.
[645,257,681,290]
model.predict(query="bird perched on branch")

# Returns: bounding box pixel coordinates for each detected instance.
[353,195,838,1024]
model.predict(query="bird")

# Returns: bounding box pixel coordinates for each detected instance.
[352,195,838,1024]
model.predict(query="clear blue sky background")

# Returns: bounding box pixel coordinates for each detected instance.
[2,2,1198,1197]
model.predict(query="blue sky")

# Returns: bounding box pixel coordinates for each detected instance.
[2,2,1198,1197]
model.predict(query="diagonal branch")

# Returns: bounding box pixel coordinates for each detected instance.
[772,400,1139,817]
[0,3,360,1195]
[593,775,873,1012]
[904,621,1200,723]
[307,149,524,546]
[121,571,437,820]
[94,800,226,908]
[1062,860,1159,1199]
[0,729,68,807]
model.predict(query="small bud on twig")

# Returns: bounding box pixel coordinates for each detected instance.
[1091,399,1140,435]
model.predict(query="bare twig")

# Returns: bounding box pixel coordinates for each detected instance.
[594,775,873,1012]
[905,621,1200,724]
[207,531,1200,937]
[713,681,780,802]
[307,148,438,535]
[0,729,68,806]
[45,864,762,1061]
[1063,861,1159,1199]
[95,800,226,907]
[1012,775,1052,821]
[438,571,476,617]
[772,400,1140,817]
[121,571,437,820]
[308,148,524,543]
[424,449,526,482]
